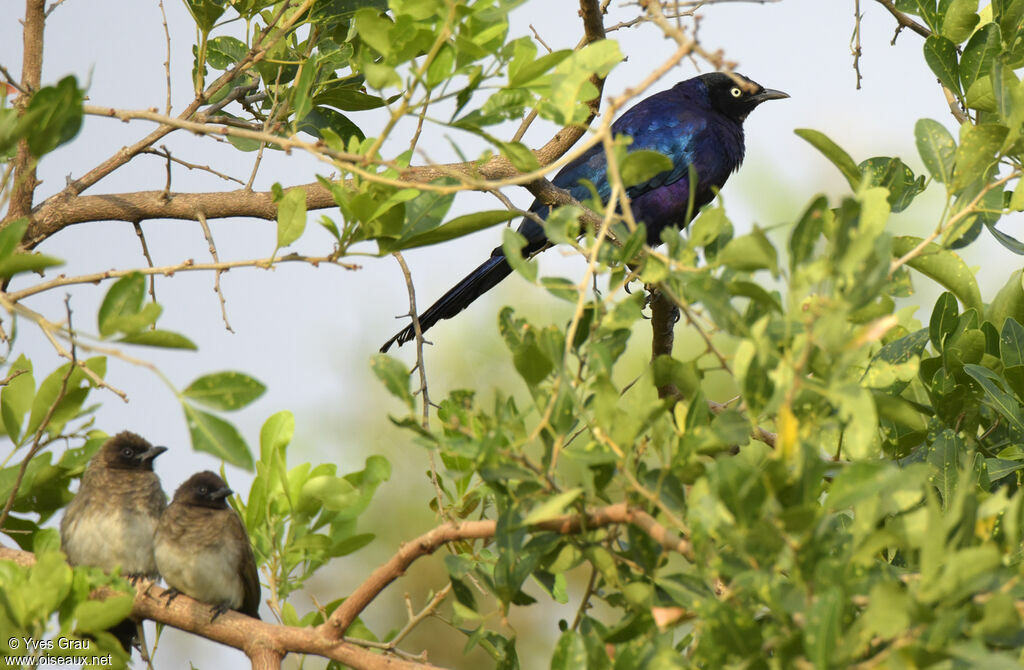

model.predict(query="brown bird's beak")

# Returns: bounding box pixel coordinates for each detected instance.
[137,445,168,463]
[752,88,789,103]
[211,486,233,500]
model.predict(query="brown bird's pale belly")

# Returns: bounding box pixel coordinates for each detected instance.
[155,538,245,609]
[62,508,160,576]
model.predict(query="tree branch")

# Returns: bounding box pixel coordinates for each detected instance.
[0,500,690,666]
[321,502,690,639]
[13,0,315,236]
[5,0,46,222]
[872,0,930,38]
[0,546,445,670]
[650,287,680,399]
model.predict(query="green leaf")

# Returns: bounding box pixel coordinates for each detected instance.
[986,457,1024,481]
[0,218,28,262]
[98,273,145,337]
[314,88,392,112]
[807,588,842,668]
[964,364,1024,432]
[930,291,959,350]
[550,630,588,670]
[354,8,393,57]
[386,210,518,252]
[1000,317,1024,367]
[923,35,961,96]
[502,228,536,282]
[619,150,673,189]
[276,187,307,248]
[206,36,247,70]
[941,0,980,43]
[371,354,413,408]
[183,371,266,411]
[183,0,226,32]
[72,595,134,633]
[521,488,583,525]
[25,357,105,438]
[183,403,253,470]
[858,157,926,212]
[508,48,572,88]
[987,269,1024,330]
[891,236,982,314]
[302,104,368,143]
[540,40,622,125]
[915,118,956,184]
[715,230,778,273]
[0,252,63,278]
[259,410,294,463]
[960,23,1000,91]
[954,124,1008,189]
[497,140,541,173]
[790,195,828,270]
[291,58,316,125]
[116,329,197,350]
[105,302,162,336]
[21,76,84,157]
[1,356,34,442]
[795,129,861,189]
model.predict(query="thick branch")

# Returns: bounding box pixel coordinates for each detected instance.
[21,171,603,249]
[321,502,691,639]
[0,546,444,670]
[0,499,692,665]
[6,0,46,222]
[650,288,680,399]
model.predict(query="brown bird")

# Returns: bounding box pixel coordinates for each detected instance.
[154,471,261,620]
[60,431,168,650]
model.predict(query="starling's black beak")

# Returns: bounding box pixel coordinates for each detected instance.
[211,486,234,500]
[137,445,168,463]
[752,88,789,104]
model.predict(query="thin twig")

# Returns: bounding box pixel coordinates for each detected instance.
[141,147,245,184]
[132,222,158,301]
[852,0,863,90]
[392,251,447,519]
[7,253,360,302]
[43,0,68,17]
[570,565,598,631]
[158,0,171,115]
[196,211,234,332]
[889,171,1019,275]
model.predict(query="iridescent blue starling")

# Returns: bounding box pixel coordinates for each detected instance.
[381,72,788,352]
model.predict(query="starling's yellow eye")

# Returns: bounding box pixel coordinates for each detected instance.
[730,87,742,98]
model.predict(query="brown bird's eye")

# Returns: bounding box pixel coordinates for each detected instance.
[199,486,208,495]
[121,447,133,458]
[730,87,742,98]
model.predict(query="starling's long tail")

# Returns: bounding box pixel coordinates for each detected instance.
[380,253,513,353]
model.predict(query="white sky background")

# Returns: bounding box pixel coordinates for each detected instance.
[2,0,1020,667]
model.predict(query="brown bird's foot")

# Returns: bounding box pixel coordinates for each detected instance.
[161,588,182,606]
[209,602,231,622]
